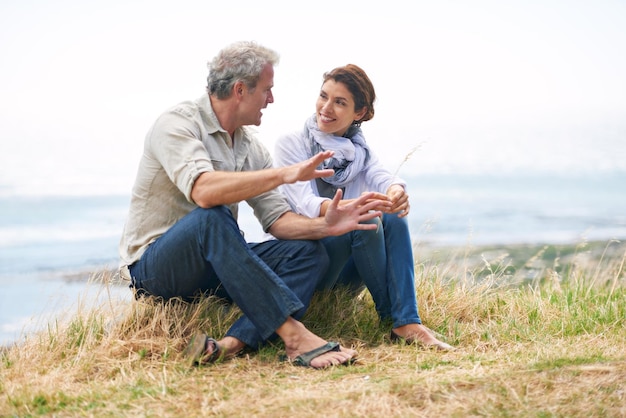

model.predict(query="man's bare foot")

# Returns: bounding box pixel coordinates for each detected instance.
[216,336,246,359]
[183,334,247,365]
[276,318,357,368]
[391,324,455,351]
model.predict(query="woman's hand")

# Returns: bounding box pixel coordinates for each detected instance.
[386,184,410,217]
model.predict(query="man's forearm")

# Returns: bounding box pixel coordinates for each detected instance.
[268,212,331,240]
[191,170,286,208]
[190,151,337,208]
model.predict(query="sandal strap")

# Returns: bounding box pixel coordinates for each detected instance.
[184,333,222,365]
[202,337,222,363]
[292,341,340,367]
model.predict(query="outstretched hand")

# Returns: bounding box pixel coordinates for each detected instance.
[324,189,391,236]
[281,151,335,184]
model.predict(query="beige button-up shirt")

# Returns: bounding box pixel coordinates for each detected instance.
[119,94,291,268]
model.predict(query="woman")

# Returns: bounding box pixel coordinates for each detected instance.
[274,64,454,350]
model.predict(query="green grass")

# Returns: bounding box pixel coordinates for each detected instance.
[1,240,624,417]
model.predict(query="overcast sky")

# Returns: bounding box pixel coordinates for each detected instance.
[1,0,625,196]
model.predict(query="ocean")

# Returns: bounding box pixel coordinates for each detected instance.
[1,172,625,345]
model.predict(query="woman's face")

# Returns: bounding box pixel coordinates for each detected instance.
[316,79,366,137]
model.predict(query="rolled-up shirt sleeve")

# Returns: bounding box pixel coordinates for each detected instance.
[149,108,214,203]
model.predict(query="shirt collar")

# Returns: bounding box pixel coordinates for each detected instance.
[197,94,227,135]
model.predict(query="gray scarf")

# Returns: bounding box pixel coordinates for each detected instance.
[306,113,370,188]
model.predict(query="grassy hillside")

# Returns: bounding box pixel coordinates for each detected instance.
[1,240,624,417]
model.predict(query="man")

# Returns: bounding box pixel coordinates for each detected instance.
[119,41,388,369]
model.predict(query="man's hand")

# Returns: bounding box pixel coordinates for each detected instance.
[324,189,391,236]
[280,151,335,184]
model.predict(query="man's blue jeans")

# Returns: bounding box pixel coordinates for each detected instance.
[129,205,328,349]
[318,213,422,328]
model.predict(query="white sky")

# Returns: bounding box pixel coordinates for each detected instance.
[1,0,625,196]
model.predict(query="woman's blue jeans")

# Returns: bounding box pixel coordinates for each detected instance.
[319,213,421,328]
[129,205,329,349]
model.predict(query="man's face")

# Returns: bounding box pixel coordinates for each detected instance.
[240,63,275,126]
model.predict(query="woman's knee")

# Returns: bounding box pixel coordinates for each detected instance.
[382,213,409,230]
[353,217,384,244]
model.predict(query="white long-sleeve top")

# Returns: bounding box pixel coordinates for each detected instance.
[274,129,407,218]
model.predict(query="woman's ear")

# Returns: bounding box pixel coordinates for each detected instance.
[355,107,367,122]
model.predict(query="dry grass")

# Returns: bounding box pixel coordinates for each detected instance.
[1,240,625,417]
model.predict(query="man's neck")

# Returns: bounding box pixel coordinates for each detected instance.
[209,95,239,138]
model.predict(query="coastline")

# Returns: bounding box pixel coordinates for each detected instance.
[414,238,626,264]
[0,266,130,347]
[15,238,623,287]
[20,238,626,286]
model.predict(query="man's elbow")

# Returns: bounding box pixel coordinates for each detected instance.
[193,199,213,209]
[191,188,216,208]
[267,212,292,238]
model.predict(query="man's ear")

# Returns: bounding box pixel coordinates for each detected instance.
[234,81,245,98]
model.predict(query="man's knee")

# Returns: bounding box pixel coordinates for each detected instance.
[193,205,232,222]
[191,206,241,235]
[299,239,330,272]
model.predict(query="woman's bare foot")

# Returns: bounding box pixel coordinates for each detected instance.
[276,317,357,368]
[392,324,455,351]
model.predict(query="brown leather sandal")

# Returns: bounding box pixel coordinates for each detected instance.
[183,333,223,365]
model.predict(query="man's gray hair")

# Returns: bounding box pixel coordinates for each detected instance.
[207,41,280,99]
